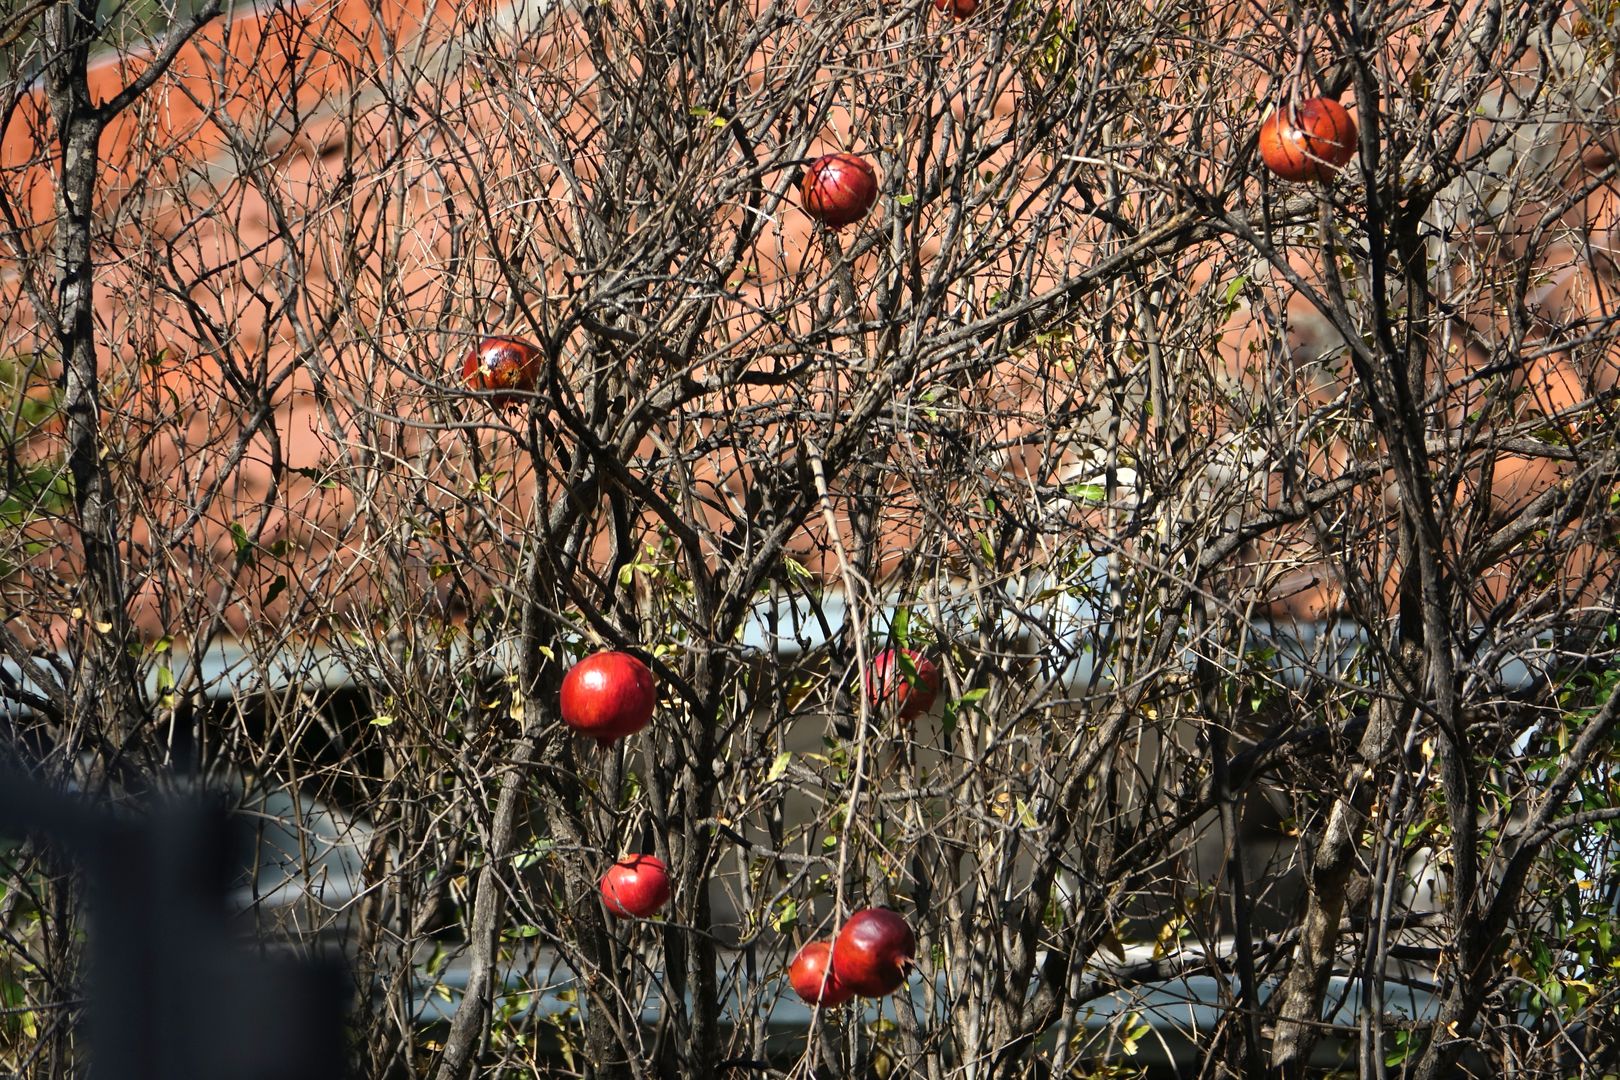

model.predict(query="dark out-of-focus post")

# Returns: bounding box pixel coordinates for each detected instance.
[0,764,349,1080]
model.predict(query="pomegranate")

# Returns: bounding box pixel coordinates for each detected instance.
[560,651,657,744]
[1257,97,1357,183]
[831,907,915,997]
[864,648,941,721]
[800,153,879,230]
[788,941,853,1006]
[933,0,979,14]
[599,854,672,918]
[460,335,542,408]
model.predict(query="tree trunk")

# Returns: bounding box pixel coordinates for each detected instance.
[1268,669,1411,1077]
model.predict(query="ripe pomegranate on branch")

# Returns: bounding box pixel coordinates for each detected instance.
[864,648,941,721]
[599,854,672,918]
[459,335,543,409]
[560,651,657,744]
[788,941,853,1006]
[799,153,879,230]
[1257,96,1356,183]
[831,908,916,997]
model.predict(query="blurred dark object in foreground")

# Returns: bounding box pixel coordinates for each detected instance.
[0,763,349,1080]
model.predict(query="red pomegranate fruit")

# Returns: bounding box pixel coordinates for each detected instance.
[831,907,916,997]
[599,854,672,918]
[800,153,879,230]
[560,651,657,744]
[788,941,854,1006]
[460,335,542,408]
[1257,97,1357,183]
[933,0,979,14]
[864,648,942,721]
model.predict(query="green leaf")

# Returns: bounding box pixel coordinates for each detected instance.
[154,665,176,709]
[1016,798,1039,830]
[1065,482,1107,503]
[511,837,556,870]
[1120,1013,1150,1055]
[0,463,71,526]
[229,522,254,564]
[770,897,798,932]
[289,465,338,489]
[767,751,792,783]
